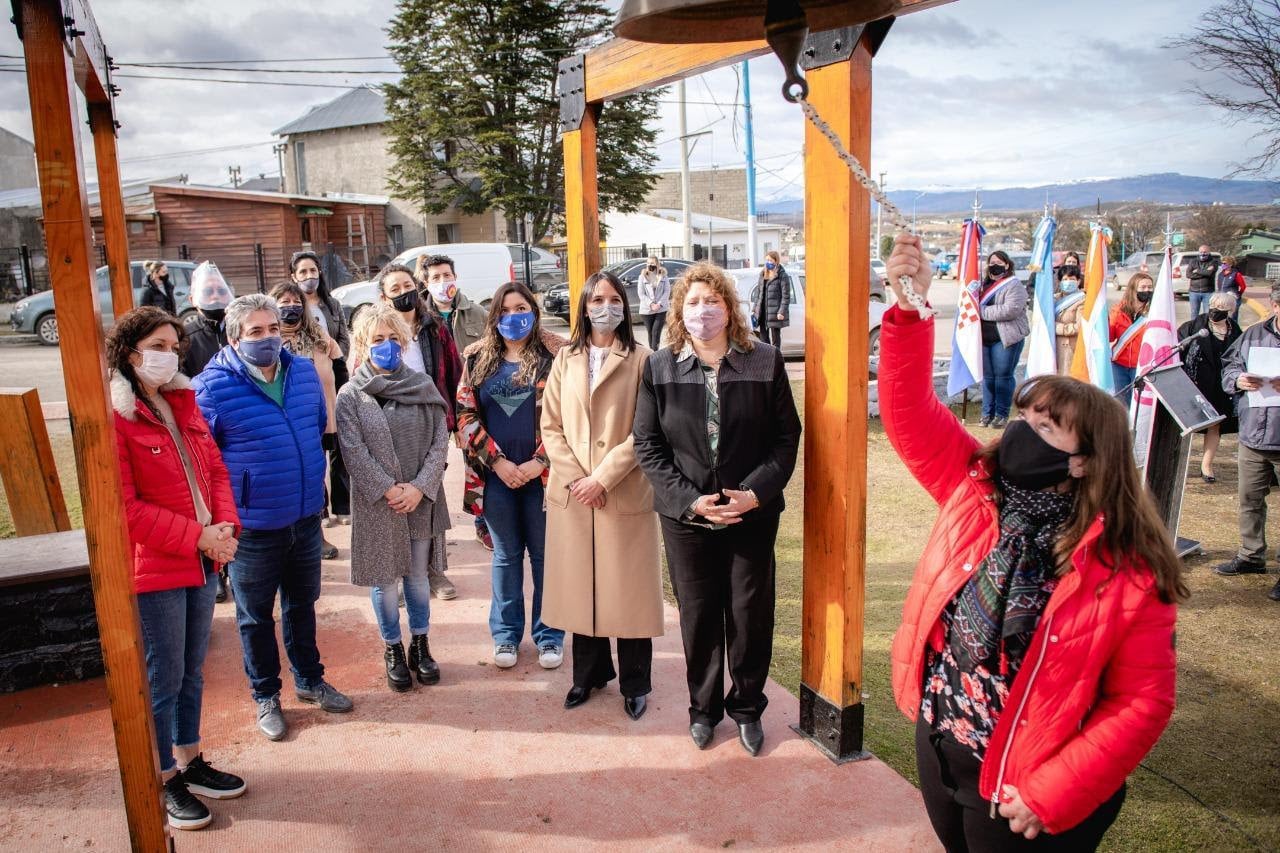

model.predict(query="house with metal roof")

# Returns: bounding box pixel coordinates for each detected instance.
[273,86,511,253]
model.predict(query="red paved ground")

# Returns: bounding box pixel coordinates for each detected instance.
[0,447,939,851]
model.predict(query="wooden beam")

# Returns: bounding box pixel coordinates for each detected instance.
[0,388,70,535]
[19,2,170,849]
[797,36,874,761]
[89,103,132,320]
[562,103,601,332]
[583,0,955,102]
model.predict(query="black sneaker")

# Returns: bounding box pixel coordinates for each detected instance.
[1214,557,1267,576]
[163,774,212,830]
[181,753,246,800]
[296,680,354,713]
[1269,578,1280,602]
[215,568,229,604]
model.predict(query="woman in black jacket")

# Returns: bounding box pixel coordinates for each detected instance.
[633,261,801,757]
[141,260,177,314]
[751,251,791,348]
[1179,291,1242,482]
[289,251,352,536]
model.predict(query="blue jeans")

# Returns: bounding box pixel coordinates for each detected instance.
[1112,363,1137,392]
[229,514,325,701]
[484,474,563,648]
[370,540,433,643]
[981,338,1024,419]
[1189,291,1211,317]
[136,567,218,773]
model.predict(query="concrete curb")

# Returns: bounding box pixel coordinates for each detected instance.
[0,334,40,347]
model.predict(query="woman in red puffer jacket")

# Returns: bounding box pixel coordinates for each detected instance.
[880,236,1186,851]
[108,307,246,831]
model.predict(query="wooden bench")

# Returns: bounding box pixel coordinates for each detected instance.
[0,530,102,692]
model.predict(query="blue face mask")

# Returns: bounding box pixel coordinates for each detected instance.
[765,261,776,270]
[497,311,535,342]
[369,338,403,371]
[1060,279,1080,293]
[237,335,282,368]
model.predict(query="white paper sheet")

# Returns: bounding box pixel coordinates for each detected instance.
[1245,346,1280,408]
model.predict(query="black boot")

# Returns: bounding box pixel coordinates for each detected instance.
[215,568,229,603]
[408,634,440,685]
[385,642,412,692]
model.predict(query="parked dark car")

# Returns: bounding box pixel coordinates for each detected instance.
[9,260,198,346]
[542,257,695,320]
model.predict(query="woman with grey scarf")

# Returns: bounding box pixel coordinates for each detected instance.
[337,303,452,693]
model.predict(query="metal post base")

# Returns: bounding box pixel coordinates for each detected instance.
[794,683,872,764]
[1175,537,1202,559]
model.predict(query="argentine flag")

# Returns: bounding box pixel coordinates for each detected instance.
[1072,223,1115,392]
[1024,216,1058,378]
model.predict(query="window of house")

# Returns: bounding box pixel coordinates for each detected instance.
[389,224,404,254]
[294,142,307,195]
[436,224,459,243]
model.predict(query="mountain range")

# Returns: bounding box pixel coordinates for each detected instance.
[758,173,1280,216]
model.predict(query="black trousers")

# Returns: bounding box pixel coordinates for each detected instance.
[327,356,351,515]
[915,717,1125,853]
[571,634,653,697]
[660,512,779,726]
[764,326,782,348]
[642,312,667,351]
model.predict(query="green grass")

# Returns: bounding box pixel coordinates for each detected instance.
[0,420,83,538]
[758,380,1279,852]
[6,387,1278,851]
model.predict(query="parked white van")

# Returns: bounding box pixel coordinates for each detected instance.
[331,243,518,326]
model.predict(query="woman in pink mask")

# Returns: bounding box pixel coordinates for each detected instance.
[633,262,801,756]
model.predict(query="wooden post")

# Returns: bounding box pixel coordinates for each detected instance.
[562,103,601,332]
[19,1,170,848]
[797,36,874,761]
[0,387,70,535]
[88,103,133,320]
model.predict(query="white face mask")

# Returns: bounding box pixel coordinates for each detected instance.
[134,349,179,387]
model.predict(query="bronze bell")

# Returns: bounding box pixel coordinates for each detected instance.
[614,0,903,100]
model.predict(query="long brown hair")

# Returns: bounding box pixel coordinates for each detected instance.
[975,374,1188,604]
[568,271,636,354]
[469,281,550,386]
[105,306,186,420]
[268,280,326,354]
[1119,272,1154,319]
[666,262,755,354]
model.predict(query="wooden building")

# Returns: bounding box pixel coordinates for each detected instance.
[89,182,389,290]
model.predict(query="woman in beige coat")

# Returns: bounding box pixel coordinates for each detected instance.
[541,270,663,721]
[1053,268,1085,375]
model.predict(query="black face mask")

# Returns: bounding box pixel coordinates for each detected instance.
[1209,309,1229,322]
[988,264,1008,278]
[1136,291,1153,304]
[648,265,657,271]
[201,308,226,326]
[391,291,419,313]
[997,419,1074,491]
[280,304,305,326]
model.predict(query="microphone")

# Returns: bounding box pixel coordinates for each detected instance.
[1177,328,1211,351]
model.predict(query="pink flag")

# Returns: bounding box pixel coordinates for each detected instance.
[1132,246,1180,464]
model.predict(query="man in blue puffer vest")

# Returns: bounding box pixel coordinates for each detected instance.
[194,293,354,741]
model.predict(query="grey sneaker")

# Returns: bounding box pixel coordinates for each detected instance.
[538,643,564,670]
[255,695,286,741]
[295,680,354,713]
[429,572,458,600]
[494,643,518,669]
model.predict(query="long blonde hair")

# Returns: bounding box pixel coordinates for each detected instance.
[665,262,755,354]
[762,250,782,280]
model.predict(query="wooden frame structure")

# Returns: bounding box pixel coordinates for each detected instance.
[13,1,170,848]
[561,1,951,761]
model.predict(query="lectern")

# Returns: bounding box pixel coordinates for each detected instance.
[1140,365,1226,557]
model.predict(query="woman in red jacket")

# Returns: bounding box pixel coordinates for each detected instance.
[108,307,247,831]
[881,236,1186,851]
[1108,272,1154,392]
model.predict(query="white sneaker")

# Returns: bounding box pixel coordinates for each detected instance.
[538,643,564,669]
[494,643,518,669]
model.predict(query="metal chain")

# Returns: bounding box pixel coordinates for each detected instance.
[798,97,935,319]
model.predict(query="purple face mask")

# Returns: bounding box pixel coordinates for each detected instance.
[683,304,727,341]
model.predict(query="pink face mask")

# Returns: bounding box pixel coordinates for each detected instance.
[683,304,727,341]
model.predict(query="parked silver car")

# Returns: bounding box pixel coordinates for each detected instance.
[9,260,198,346]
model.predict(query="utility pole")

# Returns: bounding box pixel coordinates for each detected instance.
[679,80,693,260]
[876,171,887,259]
[272,143,287,192]
[228,165,242,188]
[742,60,759,268]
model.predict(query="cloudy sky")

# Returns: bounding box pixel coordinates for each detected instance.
[0,0,1268,208]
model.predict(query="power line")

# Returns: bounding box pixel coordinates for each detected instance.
[0,53,392,64]
[119,63,400,75]
[0,67,366,88]
[120,141,277,165]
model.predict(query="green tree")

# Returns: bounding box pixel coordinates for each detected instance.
[879,234,895,259]
[383,0,662,243]
[1187,204,1244,254]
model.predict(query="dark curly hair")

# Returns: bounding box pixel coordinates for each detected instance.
[105,306,186,419]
